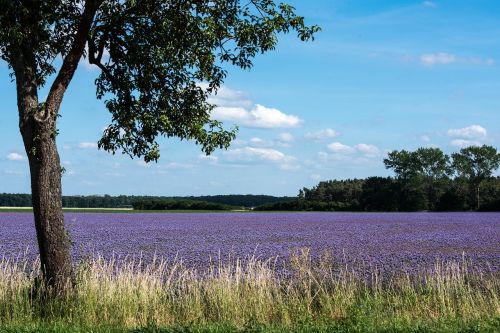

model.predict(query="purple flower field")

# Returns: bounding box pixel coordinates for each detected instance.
[1,212,499,273]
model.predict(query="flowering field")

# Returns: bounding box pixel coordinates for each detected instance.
[1,212,499,273]
[1,212,500,332]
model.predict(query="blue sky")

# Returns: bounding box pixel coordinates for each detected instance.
[2,0,500,196]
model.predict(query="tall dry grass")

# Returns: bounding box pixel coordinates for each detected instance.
[0,249,498,330]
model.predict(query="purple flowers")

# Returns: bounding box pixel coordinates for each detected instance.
[1,212,498,272]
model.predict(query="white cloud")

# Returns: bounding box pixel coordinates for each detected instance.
[305,129,340,141]
[206,85,252,109]
[420,53,456,66]
[327,142,356,154]
[422,1,436,8]
[447,125,487,139]
[212,104,302,128]
[355,143,380,156]
[224,147,298,170]
[420,53,494,67]
[200,84,303,129]
[199,154,219,163]
[324,142,381,159]
[249,137,272,146]
[451,139,482,148]
[277,132,294,143]
[6,152,25,161]
[78,142,98,149]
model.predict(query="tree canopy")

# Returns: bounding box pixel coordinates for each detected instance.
[1,0,320,161]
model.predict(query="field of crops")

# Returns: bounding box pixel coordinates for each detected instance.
[1,212,499,332]
[1,212,499,273]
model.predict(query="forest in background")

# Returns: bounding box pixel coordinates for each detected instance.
[257,146,500,212]
[2,146,499,212]
[0,194,292,209]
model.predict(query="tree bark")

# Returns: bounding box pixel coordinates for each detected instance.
[24,122,72,291]
[10,0,101,292]
[15,64,72,291]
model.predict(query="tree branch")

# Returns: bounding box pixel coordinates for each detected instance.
[42,0,101,123]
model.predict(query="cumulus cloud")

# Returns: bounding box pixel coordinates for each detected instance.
[78,142,98,149]
[224,147,298,170]
[212,104,302,128]
[206,85,252,109]
[326,142,381,157]
[355,143,380,156]
[327,142,356,154]
[198,84,303,128]
[249,137,272,147]
[305,129,340,141]
[447,125,487,139]
[451,139,482,148]
[447,125,486,150]
[6,152,25,161]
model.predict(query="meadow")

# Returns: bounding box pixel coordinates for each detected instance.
[0,212,499,332]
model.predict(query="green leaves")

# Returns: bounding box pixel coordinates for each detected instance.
[0,0,82,86]
[88,0,318,162]
[2,0,318,163]
[384,148,451,180]
[451,145,500,181]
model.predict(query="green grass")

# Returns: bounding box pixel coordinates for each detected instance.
[0,250,498,332]
[2,319,499,333]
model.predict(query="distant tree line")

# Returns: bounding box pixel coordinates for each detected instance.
[255,145,500,212]
[132,200,235,211]
[0,194,292,209]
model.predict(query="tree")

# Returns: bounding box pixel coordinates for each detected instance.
[383,150,419,179]
[384,148,451,210]
[413,148,451,210]
[451,145,500,210]
[0,0,319,290]
[413,148,451,179]
[360,177,399,211]
[384,148,450,179]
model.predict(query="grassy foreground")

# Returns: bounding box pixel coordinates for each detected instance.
[0,250,499,333]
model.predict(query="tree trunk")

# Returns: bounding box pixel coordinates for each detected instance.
[27,130,72,291]
[16,76,72,292]
[476,185,481,211]
[9,0,100,293]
